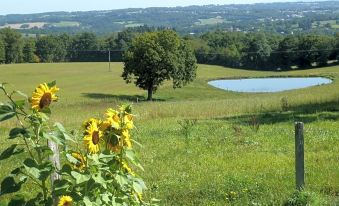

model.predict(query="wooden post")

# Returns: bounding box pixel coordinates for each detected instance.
[48,140,61,204]
[108,50,111,72]
[295,122,305,190]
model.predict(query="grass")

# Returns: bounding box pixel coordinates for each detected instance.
[50,21,80,27]
[0,62,338,205]
[194,16,225,26]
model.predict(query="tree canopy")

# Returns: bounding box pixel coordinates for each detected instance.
[122,30,197,101]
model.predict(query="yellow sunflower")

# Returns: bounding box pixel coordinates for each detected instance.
[58,195,72,206]
[31,83,59,111]
[71,152,86,171]
[122,129,132,149]
[122,161,135,176]
[105,108,121,129]
[123,114,134,129]
[82,118,99,130]
[83,120,103,154]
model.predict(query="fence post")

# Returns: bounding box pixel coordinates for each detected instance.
[295,122,305,190]
[108,50,111,72]
[48,140,61,204]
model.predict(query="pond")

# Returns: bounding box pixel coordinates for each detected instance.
[208,77,332,93]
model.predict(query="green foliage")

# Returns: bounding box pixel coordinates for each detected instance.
[0,37,5,64]
[36,35,67,62]
[122,30,197,100]
[0,28,23,63]
[22,38,36,63]
[283,191,328,206]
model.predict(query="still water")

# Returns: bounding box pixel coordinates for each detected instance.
[208,77,332,93]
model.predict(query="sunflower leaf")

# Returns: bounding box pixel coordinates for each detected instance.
[9,128,29,139]
[47,81,56,88]
[0,176,27,196]
[71,171,90,184]
[43,132,63,145]
[0,102,16,122]
[13,91,28,100]
[0,144,24,161]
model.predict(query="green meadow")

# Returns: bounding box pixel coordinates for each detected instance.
[0,63,338,205]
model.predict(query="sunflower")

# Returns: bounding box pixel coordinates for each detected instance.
[31,83,59,111]
[58,195,72,206]
[83,120,103,154]
[82,118,99,130]
[71,152,86,171]
[123,114,134,129]
[122,161,135,176]
[106,133,122,152]
[122,129,132,149]
[105,108,121,129]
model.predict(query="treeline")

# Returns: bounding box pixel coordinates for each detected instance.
[0,27,339,70]
[188,31,339,70]
[0,28,133,64]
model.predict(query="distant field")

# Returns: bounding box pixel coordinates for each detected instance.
[0,22,46,29]
[195,16,225,25]
[49,21,80,27]
[0,63,338,205]
[312,20,339,29]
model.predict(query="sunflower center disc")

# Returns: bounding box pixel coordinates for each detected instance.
[39,93,52,109]
[92,131,100,145]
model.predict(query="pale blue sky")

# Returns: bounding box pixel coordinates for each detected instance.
[0,0,330,15]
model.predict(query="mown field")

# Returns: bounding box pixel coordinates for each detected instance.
[0,63,338,205]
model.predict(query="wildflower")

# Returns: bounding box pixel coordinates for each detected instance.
[83,120,102,154]
[58,195,72,206]
[31,83,59,110]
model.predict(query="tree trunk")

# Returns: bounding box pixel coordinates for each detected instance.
[147,87,153,101]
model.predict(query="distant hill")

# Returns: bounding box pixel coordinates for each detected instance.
[0,1,338,35]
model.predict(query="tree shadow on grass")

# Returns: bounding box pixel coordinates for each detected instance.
[82,93,166,102]
[217,99,339,125]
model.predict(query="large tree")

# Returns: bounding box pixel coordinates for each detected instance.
[0,37,5,64]
[0,28,23,63]
[22,38,36,63]
[122,30,197,101]
[36,35,67,62]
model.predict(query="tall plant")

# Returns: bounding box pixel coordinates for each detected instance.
[0,82,156,205]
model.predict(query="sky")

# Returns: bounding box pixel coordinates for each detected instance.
[0,0,332,15]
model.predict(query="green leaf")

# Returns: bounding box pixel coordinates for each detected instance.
[43,132,63,145]
[0,176,27,196]
[8,195,26,206]
[9,128,29,139]
[60,164,72,175]
[71,171,90,184]
[54,123,74,143]
[14,100,25,109]
[0,144,24,161]
[0,103,16,122]
[23,158,40,179]
[14,91,28,100]
[38,161,54,181]
[115,173,128,187]
[92,172,107,189]
[39,107,51,115]
[84,196,94,206]
[66,153,79,165]
[47,80,56,88]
